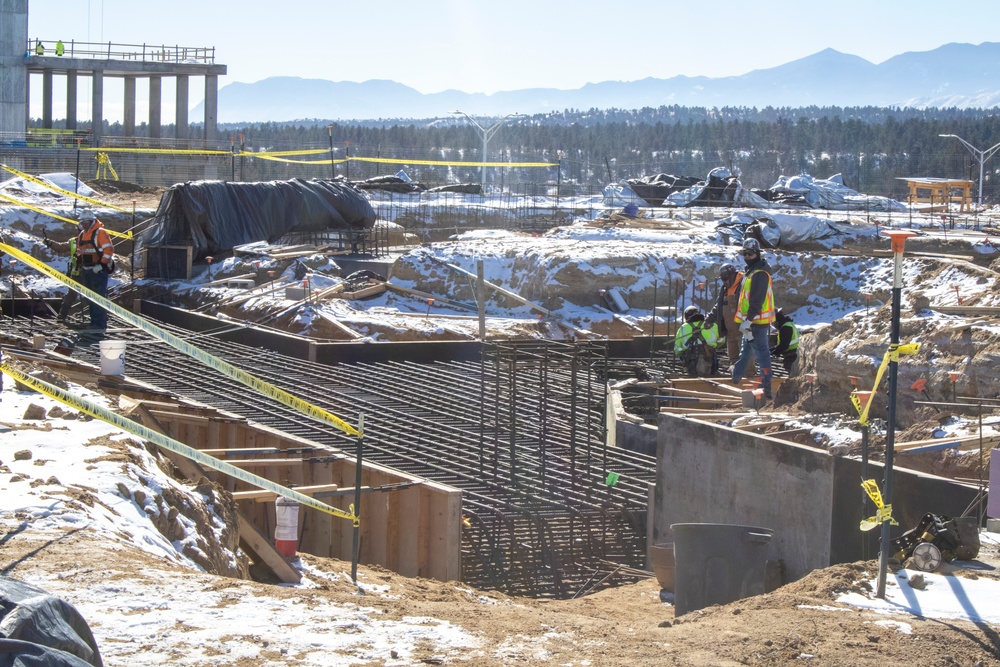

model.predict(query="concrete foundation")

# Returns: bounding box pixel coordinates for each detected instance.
[651,413,981,582]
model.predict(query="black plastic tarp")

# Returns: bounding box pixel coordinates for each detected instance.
[140,178,376,258]
[0,577,102,667]
[624,174,702,206]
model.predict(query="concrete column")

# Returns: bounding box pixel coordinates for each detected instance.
[41,68,52,127]
[123,75,136,136]
[91,69,103,142]
[148,75,161,138]
[203,74,218,143]
[66,69,77,129]
[174,73,188,140]
[0,0,29,136]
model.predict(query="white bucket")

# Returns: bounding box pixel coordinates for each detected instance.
[98,340,126,376]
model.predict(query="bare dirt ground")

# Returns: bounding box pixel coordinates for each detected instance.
[51,181,999,665]
[3,523,1000,667]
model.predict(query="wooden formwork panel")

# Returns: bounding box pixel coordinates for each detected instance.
[140,403,462,583]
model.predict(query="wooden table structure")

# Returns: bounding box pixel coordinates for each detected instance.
[897,177,974,212]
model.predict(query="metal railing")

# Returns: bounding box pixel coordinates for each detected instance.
[27,39,216,64]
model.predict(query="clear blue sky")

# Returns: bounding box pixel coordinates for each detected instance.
[26,0,1000,120]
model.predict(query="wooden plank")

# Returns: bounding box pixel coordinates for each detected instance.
[932,306,1000,316]
[384,283,477,312]
[426,488,462,582]
[396,483,421,577]
[366,473,389,566]
[661,410,753,418]
[896,434,1000,452]
[658,406,751,415]
[224,458,305,467]
[342,283,387,300]
[236,514,301,584]
[731,418,796,431]
[231,483,340,501]
[123,401,300,584]
[315,311,365,339]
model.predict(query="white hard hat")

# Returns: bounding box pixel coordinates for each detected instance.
[78,209,96,222]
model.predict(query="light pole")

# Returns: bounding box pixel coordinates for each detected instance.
[451,110,524,193]
[938,134,1000,208]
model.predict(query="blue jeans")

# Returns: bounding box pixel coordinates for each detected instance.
[80,267,109,330]
[731,323,772,397]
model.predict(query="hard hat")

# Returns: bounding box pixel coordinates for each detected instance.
[742,237,760,253]
[78,209,96,222]
[683,305,701,322]
[719,263,736,281]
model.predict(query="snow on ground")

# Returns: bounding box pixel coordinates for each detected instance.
[3,183,1000,663]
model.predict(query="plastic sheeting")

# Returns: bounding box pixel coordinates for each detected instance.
[769,173,907,212]
[716,209,857,247]
[140,178,375,259]
[667,168,772,208]
[601,183,650,208]
[0,576,102,667]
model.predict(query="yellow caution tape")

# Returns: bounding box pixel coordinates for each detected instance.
[860,479,898,531]
[853,342,922,426]
[80,147,231,155]
[0,242,361,439]
[346,156,556,168]
[0,191,133,241]
[252,154,347,165]
[1,163,134,215]
[0,362,357,524]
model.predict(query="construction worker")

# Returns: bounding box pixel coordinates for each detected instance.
[75,209,115,332]
[731,237,776,398]
[34,39,44,56]
[705,262,744,367]
[674,306,719,377]
[55,40,65,56]
[770,309,801,376]
[43,230,82,322]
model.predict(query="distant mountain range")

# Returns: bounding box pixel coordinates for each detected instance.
[197,42,1000,123]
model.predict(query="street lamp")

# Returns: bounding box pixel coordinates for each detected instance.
[451,110,524,193]
[938,134,1000,208]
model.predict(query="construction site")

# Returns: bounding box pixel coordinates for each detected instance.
[3,162,1000,664]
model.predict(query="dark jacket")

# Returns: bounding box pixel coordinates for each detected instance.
[742,256,773,322]
[771,311,800,356]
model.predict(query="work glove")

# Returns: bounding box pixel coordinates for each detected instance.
[102,262,113,274]
[90,265,103,274]
[739,320,753,340]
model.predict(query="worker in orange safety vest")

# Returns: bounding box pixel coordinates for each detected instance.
[74,208,115,332]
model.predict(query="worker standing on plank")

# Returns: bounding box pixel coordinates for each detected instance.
[731,237,776,399]
[75,209,115,333]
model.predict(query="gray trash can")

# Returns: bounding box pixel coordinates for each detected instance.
[670,523,773,616]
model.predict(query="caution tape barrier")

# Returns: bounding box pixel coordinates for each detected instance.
[1,163,134,215]
[0,362,356,524]
[0,242,361,440]
[859,479,897,531]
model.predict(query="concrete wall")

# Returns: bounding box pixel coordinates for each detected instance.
[651,413,982,582]
[0,0,28,136]
[653,413,834,580]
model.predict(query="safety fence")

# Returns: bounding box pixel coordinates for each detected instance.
[2,142,996,240]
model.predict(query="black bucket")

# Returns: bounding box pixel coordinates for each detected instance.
[671,523,774,616]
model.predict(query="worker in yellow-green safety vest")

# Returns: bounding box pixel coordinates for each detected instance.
[770,309,801,376]
[731,237,777,399]
[43,231,83,322]
[674,305,720,377]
